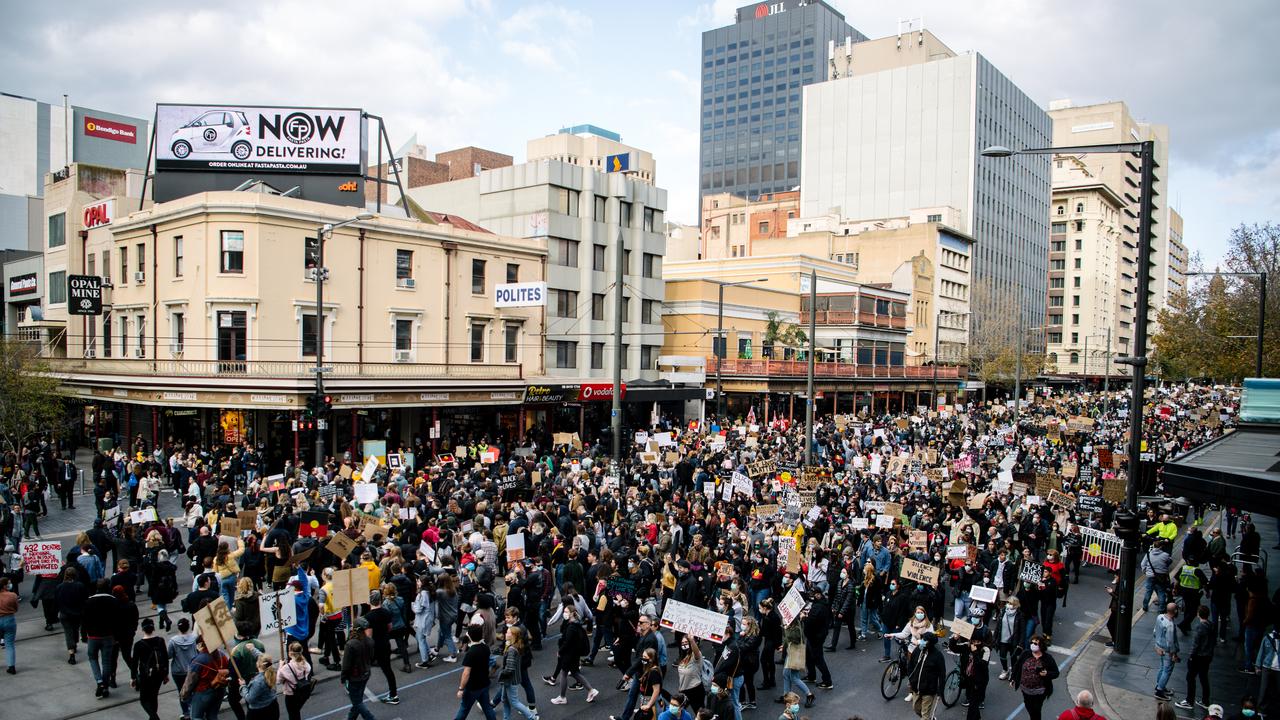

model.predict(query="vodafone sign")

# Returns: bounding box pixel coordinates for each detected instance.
[83,199,114,229]
[578,383,625,402]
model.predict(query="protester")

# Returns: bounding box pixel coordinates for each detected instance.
[238,653,280,720]
[1055,689,1106,720]
[168,618,199,720]
[0,576,17,673]
[341,617,377,720]
[132,618,170,720]
[278,642,314,720]
[1010,633,1060,720]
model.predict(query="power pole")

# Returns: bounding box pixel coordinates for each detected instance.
[611,227,624,464]
[804,269,816,466]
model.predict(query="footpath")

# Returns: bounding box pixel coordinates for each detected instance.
[1070,513,1278,719]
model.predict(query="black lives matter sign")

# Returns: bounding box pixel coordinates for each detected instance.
[67,275,102,316]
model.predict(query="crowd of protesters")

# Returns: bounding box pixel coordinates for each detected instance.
[0,384,1270,720]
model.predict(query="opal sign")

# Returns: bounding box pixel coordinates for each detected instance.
[494,282,546,308]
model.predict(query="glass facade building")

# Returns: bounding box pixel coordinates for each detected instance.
[699,0,863,204]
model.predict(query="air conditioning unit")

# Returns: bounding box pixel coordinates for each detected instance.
[398,278,416,288]
[134,272,146,283]
[101,277,113,288]
[83,347,96,359]
[133,348,145,358]
[395,350,411,363]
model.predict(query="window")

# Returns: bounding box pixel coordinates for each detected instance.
[551,289,578,318]
[120,316,128,356]
[620,201,632,227]
[172,313,185,353]
[1071,332,1079,344]
[738,336,752,358]
[643,207,655,232]
[301,314,318,357]
[713,335,726,358]
[620,295,630,322]
[1049,296,1064,307]
[554,340,577,369]
[549,238,579,267]
[504,323,519,363]
[642,253,659,279]
[554,187,580,216]
[120,246,129,284]
[506,263,519,283]
[1048,332,1063,344]
[137,315,146,357]
[641,345,658,370]
[1072,295,1081,307]
[642,299,657,324]
[592,293,605,321]
[1056,206,1065,216]
[1071,314,1080,325]
[1074,258,1082,269]
[48,270,66,304]
[396,249,413,280]
[136,243,146,281]
[758,220,769,234]
[1050,259,1065,270]
[591,342,604,369]
[594,195,607,221]
[220,231,244,273]
[1075,239,1083,251]
[471,259,485,294]
[1051,240,1066,252]
[394,318,413,352]
[1070,352,1080,364]
[1076,202,1084,213]
[1074,220,1084,232]
[621,343,629,369]
[48,213,66,248]
[593,244,606,272]
[1051,222,1067,233]
[1073,277,1081,288]
[470,322,486,362]
[1050,278,1064,289]
[304,237,319,271]
[926,214,942,223]
[622,250,631,275]
[174,237,184,277]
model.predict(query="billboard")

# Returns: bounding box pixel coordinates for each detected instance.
[493,282,546,308]
[155,104,363,175]
[67,275,103,316]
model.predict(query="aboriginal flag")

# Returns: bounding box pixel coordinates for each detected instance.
[299,511,329,538]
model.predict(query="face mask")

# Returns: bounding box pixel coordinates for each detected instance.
[788,704,801,714]
[710,684,721,695]
[890,583,897,591]
[1243,710,1257,717]
[670,706,682,715]
[915,611,925,620]
[1029,643,1041,652]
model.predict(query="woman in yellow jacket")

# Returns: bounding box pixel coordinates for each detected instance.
[215,537,245,609]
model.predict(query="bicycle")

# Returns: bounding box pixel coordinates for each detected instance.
[880,637,961,707]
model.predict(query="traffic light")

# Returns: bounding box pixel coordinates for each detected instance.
[304,394,317,418]
[321,394,333,415]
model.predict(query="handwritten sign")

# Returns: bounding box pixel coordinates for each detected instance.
[329,567,371,609]
[777,583,807,626]
[661,599,729,643]
[1077,494,1104,514]
[1018,561,1044,586]
[900,558,939,587]
[325,532,358,560]
[969,586,998,604]
[909,530,927,551]
[259,589,298,635]
[193,598,237,651]
[1047,489,1074,511]
[949,618,975,640]
[507,532,526,562]
[21,541,61,576]
[353,482,379,505]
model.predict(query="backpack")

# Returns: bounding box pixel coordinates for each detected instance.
[699,656,715,692]
[136,640,165,681]
[155,567,178,598]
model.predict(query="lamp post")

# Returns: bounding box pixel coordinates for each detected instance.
[714,277,769,420]
[984,139,1156,656]
[932,310,971,409]
[313,213,372,469]
[1185,270,1267,378]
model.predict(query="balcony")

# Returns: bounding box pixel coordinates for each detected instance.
[45,357,522,380]
[798,311,907,329]
[708,356,963,380]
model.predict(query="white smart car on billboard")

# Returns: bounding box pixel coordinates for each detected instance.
[167,108,253,160]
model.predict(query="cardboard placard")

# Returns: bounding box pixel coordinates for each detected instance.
[1101,477,1127,504]
[21,541,62,576]
[1018,561,1044,586]
[193,598,237,650]
[237,510,259,529]
[338,465,354,480]
[949,618,975,640]
[850,517,869,530]
[777,583,807,626]
[639,452,659,465]
[900,558,939,587]
[967,492,989,510]
[909,530,927,551]
[325,532,358,559]
[1077,494,1105,515]
[882,501,902,517]
[747,459,777,478]
[506,532,526,562]
[1097,449,1113,468]
[362,522,389,541]
[329,567,372,609]
[1047,489,1074,511]
[1060,461,1078,479]
[969,585,998,604]
[875,514,896,529]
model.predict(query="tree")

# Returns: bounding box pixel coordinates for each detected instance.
[0,336,66,453]
[967,279,1047,391]
[1153,222,1279,381]
[763,311,808,359]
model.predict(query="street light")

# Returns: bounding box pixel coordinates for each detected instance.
[932,310,971,409]
[984,140,1156,656]
[1185,270,1267,378]
[714,277,769,420]
[313,212,373,469]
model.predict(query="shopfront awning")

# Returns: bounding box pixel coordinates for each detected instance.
[1162,424,1280,515]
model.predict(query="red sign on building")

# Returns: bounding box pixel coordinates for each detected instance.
[83,116,138,144]
[578,383,625,402]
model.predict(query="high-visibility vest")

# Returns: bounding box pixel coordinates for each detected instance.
[1178,565,1202,590]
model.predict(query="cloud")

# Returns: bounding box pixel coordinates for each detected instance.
[496,3,592,69]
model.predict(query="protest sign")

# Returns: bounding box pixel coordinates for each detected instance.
[661,599,730,643]
[329,567,371,609]
[882,501,903,517]
[398,506,418,520]
[1077,494,1105,514]
[338,465,354,480]
[731,471,753,497]
[1101,477,1127,503]
[875,514,896,529]
[480,451,497,464]
[325,532,358,560]
[967,492,990,510]
[639,452,659,465]
[193,598,237,651]
[752,504,780,519]
[129,508,159,524]
[1018,561,1044,585]
[969,586,998,604]
[949,619,975,640]
[776,537,796,569]
[362,522,389,541]
[1060,461,1078,479]
[946,544,971,561]
[387,453,402,470]
[360,456,379,482]
[703,481,716,497]
[777,583,808,626]
[237,510,260,529]
[909,530,927,551]
[606,576,637,601]
[506,532,526,562]
[654,432,675,447]
[850,517,869,530]
[21,541,61,576]
[418,541,438,563]
[900,558,939,587]
[1047,489,1074,511]
[259,589,298,635]
[353,482,378,505]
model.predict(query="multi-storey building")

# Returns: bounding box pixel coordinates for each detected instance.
[699,1,863,212]
[0,92,149,250]
[1044,100,1178,380]
[801,28,1050,343]
[527,125,656,185]
[698,190,799,259]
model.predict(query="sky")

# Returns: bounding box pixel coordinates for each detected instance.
[2,0,1276,267]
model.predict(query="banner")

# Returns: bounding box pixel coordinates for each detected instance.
[777,583,807,627]
[660,599,730,643]
[155,104,363,174]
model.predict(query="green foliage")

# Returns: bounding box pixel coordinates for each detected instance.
[0,336,66,452]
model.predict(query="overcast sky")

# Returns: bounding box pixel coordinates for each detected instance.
[3,0,1275,266]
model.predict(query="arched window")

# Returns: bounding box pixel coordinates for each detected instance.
[1048,352,1058,365]
[1076,202,1084,213]
[1070,352,1079,365]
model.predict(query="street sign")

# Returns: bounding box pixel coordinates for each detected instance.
[309,366,334,374]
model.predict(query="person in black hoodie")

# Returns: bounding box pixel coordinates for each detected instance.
[131,618,169,720]
[148,549,178,631]
[828,563,859,650]
[802,591,834,689]
[110,584,139,688]
[906,631,946,719]
[958,633,991,720]
[55,565,88,664]
[737,616,763,709]
[83,579,120,697]
[759,597,782,690]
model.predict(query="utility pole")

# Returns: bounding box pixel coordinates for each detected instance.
[1257,272,1267,378]
[611,226,624,464]
[804,269,816,466]
[716,283,726,420]
[1104,326,1111,412]
[1013,309,1023,431]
